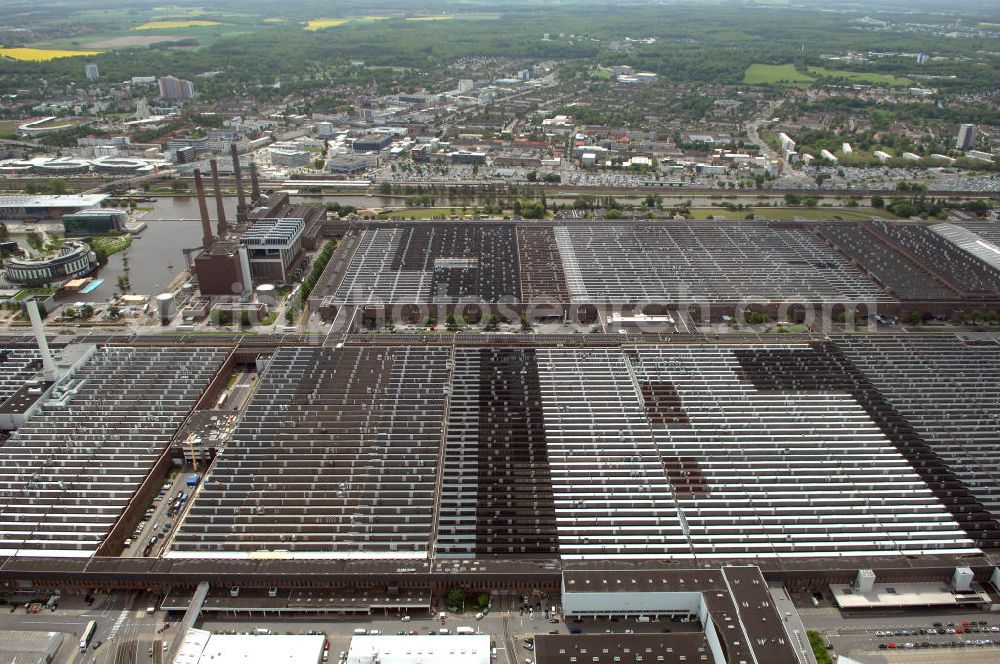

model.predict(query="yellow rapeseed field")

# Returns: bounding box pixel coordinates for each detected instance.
[133,20,221,30]
[0,47,102,61]
[304,19,348,30]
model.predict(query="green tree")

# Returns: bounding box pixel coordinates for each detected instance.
[870,194,885,209]
[444,587,465,613]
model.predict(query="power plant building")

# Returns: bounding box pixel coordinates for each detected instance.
[240,218,305,284]
[194,241,251,296]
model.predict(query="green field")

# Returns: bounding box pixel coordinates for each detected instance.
[807,66,910,87]
[742,64,814,85]
[590,66,613,80]
[744,63,910,87]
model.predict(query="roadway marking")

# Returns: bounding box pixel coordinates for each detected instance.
[106,608,130,640]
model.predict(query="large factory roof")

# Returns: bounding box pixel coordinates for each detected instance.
[0,345,229,556]
[167,337,992,561]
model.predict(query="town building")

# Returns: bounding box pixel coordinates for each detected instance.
[158,76,196,100]
[956,124,978,150]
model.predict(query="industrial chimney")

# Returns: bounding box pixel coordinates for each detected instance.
[27,300,57,382]
[230,143,248,223]
[249,162,261,205]
[193,168,215,249]
[209,158,227,239]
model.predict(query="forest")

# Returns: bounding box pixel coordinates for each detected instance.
[1,1,997,100]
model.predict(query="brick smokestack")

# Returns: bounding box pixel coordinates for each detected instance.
[194,168,215,250]
[209,158,227,239]
[230,142,248,223]
[249,162,261,204]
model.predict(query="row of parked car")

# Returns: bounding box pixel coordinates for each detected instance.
[876,620,999,637]
[880,640,998,650]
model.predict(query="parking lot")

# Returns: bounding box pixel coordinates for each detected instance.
[121,468,198,558]
[796,588,1000,663]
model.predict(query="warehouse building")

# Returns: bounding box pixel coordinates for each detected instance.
[346,635,490,664]
[176,630,323,664]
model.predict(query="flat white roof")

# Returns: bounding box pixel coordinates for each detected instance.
[346,635,490,664]
[0,194,108,209]
[185,634,324,664]
[830,582,990,609]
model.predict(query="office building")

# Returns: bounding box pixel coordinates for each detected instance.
[268,147,311,169]
[0,194,108,221]
[62,208,128,236]
[3,241,97,286]
[352,134,393,152]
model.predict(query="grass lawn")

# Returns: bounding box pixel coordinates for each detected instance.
[13,288,56,302]
[743,64,814,86]
[807,66,910,87]
[377,207,514,220]
[689,207,895,221]
[0,121,17,140]
[89,235,132,257]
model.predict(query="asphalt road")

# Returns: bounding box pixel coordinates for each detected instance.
[2,592,174,664]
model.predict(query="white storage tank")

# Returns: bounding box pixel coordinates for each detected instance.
[155,292,176,321]
[256,283,277,307]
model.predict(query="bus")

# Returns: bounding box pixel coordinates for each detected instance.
[80,620,96,650]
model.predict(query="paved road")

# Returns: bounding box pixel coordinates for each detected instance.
[0,592,173,664]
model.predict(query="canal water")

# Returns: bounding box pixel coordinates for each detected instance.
[61,196,239,302]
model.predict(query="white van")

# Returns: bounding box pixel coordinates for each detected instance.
[353,628,367,635]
